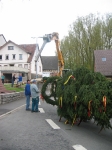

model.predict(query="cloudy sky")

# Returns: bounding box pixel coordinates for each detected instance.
[0,0,111,55]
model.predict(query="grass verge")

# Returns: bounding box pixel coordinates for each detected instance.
[4,83,25,92]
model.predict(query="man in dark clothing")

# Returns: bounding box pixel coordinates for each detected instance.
[25,79,31,111]
[11,74,16,87]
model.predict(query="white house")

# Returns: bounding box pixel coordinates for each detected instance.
[0,39,43,83]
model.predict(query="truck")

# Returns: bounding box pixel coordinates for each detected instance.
[42,72,51,78]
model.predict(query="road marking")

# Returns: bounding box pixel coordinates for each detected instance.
[72,145,87,150]
[0,104,26,119]
[46,119,60,129]
[38,108,45,113]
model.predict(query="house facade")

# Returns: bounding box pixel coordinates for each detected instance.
[0,39,43,83]
[94,50,112,77]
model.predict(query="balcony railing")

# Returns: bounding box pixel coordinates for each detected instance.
[0,66,29,73]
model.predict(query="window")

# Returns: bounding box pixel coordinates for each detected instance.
[102,58,106,61]
[0,55,2,60]
[8,46,14,50]
[10,64,14,66]
[12,54,16,59]
[22,73,25,77]
[18,64,22,67]
[5,54,9,60]
[19,54,22,60]
[24,64,28,69]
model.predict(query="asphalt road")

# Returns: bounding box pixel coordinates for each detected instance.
[0,97,112,150]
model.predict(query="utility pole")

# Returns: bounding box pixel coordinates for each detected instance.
[31,37,39,79]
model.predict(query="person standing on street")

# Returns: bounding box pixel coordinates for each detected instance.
[17,73,22,86]
[25,79,31,111]
[30,80,40,112]
[11,74,16,87]
[1,73,5,84]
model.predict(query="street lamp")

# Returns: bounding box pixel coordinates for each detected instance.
[31,37,39,79]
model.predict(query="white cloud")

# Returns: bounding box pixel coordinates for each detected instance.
[0,0,112,56]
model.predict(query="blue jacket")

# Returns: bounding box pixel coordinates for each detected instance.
[18,76,22,82]
[25,84,31,96]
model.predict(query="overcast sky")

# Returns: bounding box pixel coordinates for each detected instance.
[0,0,112,56]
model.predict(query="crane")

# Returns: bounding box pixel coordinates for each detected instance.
[36,32,65,76]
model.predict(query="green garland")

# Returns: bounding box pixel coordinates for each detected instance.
[41,76,60,106]
[41,67,112,130]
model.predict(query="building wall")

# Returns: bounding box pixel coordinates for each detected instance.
[0,42,29,82]
[0,41,43,80]
[0,42,31,72]
[0,43,28,64]
[31,51,42,77]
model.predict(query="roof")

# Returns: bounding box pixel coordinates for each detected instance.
[94,50,112,76]
[19,44,36,63]
[0,40,37,63]
[41,56,58,70]
[0,34,7,42]
[0,34,7,47]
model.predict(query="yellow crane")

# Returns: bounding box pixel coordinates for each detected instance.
[36,32,68,77]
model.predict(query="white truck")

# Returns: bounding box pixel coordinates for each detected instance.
[42,72,50,78]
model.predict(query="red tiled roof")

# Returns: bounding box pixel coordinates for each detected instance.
[19,44,36,63]
[94,50,112,76]
[0,40,26,51]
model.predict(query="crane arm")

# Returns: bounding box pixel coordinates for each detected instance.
[35,32,65,76]
[35,32,59,62]
[55,40,64,76]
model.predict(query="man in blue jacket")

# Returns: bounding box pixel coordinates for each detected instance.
[25,79,31,111]
[17,73,22,86]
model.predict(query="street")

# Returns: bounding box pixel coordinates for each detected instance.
[0,97,112,150]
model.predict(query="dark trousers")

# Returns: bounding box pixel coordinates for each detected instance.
[26,95,30,110]
[32,97,39,112]
[11,80,14,87]
[2,79,4,84]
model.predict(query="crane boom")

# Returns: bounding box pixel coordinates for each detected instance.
[36,32,64,76]
[54,39,64,76]
[35,32,59,61]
